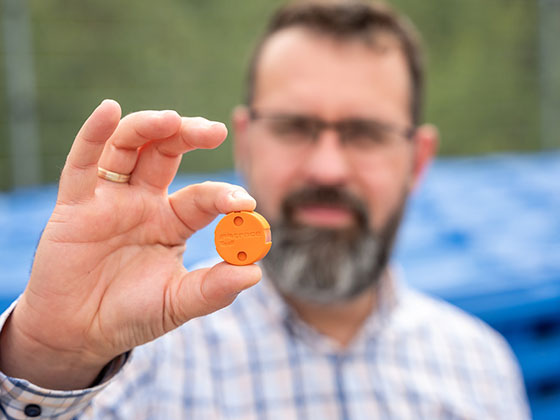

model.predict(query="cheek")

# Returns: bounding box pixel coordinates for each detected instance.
[354,152,413,229]
[245,141,302,221]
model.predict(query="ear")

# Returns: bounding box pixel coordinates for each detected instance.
[231,105,252,177]
[410,123,439,190]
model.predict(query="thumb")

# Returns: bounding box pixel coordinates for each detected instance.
[167,262,262,327]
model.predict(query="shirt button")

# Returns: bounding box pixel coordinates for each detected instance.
[24,404,42,417]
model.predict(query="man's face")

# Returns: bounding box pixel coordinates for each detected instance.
[234,28,435,302]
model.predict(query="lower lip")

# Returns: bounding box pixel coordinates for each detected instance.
[294,206,355,228]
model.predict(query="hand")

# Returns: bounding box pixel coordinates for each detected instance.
[0,100,261,390]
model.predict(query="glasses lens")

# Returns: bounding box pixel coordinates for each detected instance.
[266,116,318,145]
[338,120,394,149]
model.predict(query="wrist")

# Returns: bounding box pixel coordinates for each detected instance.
[0,306,111,390]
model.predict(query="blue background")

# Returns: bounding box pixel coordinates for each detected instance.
[1,152,559,418]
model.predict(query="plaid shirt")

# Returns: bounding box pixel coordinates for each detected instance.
[0,269,530,419]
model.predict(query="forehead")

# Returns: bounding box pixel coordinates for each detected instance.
[253,28,412,123]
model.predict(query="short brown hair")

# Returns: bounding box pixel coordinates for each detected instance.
[245,0,425,125]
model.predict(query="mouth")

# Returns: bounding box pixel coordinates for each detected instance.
[293,204,356,229]
[281,185,369,231]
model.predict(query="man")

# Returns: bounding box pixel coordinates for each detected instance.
[0,0,529,418]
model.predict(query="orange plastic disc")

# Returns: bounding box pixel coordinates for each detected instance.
[214,211,272,266]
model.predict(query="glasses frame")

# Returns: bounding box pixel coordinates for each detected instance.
[248,108,416,149]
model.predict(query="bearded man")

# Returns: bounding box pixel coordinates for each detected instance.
[0,1,529,419]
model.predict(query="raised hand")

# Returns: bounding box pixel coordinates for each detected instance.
[0,100,261,390]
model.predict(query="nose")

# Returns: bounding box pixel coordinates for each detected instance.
[302,129,351,186]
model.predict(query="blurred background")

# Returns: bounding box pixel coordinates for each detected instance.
[2,0,559,188]
[1,0,559,418]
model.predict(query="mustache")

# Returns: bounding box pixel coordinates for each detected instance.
[280,185,369,227]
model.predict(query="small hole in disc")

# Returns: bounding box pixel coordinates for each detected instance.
[234,216,243,226]
[237,251,247,261]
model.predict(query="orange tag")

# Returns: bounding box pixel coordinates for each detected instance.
[214,211,272,266]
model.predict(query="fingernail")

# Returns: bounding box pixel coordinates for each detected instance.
[205,119,225,128]
[231,189,254,202]
[155,110,179,120]
[97,99,120,114]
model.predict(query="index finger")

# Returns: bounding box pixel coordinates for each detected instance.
[130,117,228,191]
[97,113,228,192]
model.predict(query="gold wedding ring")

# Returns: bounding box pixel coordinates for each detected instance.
[97,167,131,183]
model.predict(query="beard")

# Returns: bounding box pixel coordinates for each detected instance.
[261,185,406,304]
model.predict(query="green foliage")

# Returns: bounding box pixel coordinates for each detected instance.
[0,0,544,189]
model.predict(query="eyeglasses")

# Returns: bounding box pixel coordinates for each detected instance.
[249,109,415,152]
